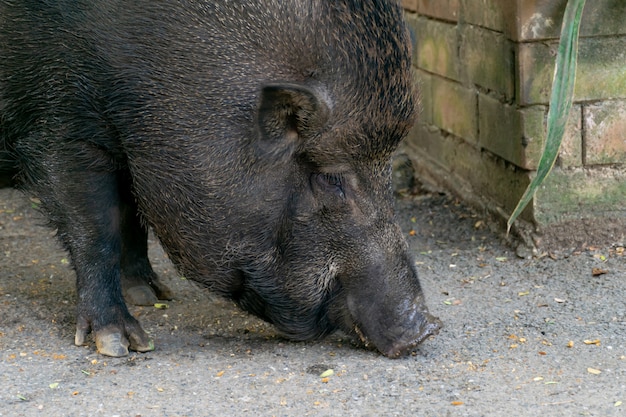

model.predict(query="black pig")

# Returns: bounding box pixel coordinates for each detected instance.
[0,0,441,357]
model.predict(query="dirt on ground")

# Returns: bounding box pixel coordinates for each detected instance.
[0,187,624,416]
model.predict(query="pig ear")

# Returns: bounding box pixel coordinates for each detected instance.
[256,83,330,148]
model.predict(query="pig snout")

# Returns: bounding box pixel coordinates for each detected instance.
[378,300,442,358]
[349,295,441,358]
[342,248,441,358]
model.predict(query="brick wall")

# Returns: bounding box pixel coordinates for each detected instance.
[402,0,626,248]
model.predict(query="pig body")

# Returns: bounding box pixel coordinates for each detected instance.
[0,0,440,357]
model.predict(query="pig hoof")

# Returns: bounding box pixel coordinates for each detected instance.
[95,332,131,357]
[123,285,158,306]
[148,277,174,301]
[94,327,154,357]
[122,273,173,306]
[75,319,155,357]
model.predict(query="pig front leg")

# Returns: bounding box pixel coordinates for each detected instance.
[119,188,173,306]
[40,168,154,357]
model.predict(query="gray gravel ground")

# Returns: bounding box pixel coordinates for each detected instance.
[1,187,624,416]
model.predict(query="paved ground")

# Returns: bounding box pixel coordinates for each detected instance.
[0,187,624,416]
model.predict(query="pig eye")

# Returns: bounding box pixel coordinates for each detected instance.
[313,173,346,199]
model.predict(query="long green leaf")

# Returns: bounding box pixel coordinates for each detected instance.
[507,0,586,232]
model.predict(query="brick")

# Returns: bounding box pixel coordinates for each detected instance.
[417,0,459,22]
[576,0,626,37]
[517,106,546,169]
[517,37,626,105]
[517,42,551,105]
[583,101,626,165]
[412,17,459,81]
[461,0,509,32]
[478,94,524,166]
[402,0,418,12]
[517,105,582,169]
[558,105,583,168]
[513,0,565,41]
[432,77,477,141]
[513,0,626,41]
[467,152,531,220]
[405,123,456,173]
[460,25,514,99]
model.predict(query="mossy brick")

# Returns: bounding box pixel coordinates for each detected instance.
[517,107,545,169]
[412,17,459,81]
[517,105,582,169]
[404,124,460,193]
[467,150,532,220]
[432,77,477,141]
[405,123,453,172]
[558,105,583,168]
[416,0,459,22]
[534,166,626,225]
[415,69,433,126]
[576,0,626,37]
[583,101,626,165]
[460,0,509,32]
[478,94,525,167]
[518,37,626,105]
[512,0,626,41]
[512,0,565,41]
[460,25,514,99]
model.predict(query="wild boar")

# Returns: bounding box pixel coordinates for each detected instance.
[0,0,441,357]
